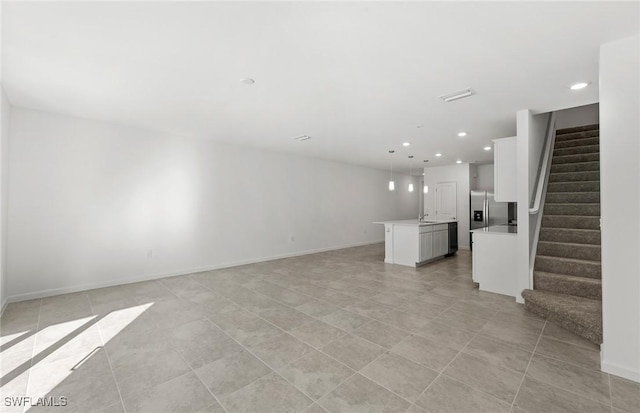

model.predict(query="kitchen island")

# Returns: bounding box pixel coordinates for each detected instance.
[374,220,457,267]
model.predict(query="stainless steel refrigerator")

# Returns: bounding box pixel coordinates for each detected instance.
[470,190,509,230]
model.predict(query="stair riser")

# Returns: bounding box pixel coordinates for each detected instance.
[552,153,599,164]
[539,229,601,245]
[548,171,600,182]
[543,204,600,216]
[551,162,600,173]
[545,192,600,203]
[555,130,599,141]
[542,216,600,230]
[534,274,601,300]
[547,182,599,192]
[537,243,601,261]
[553,145,599,157]
[535,256,601,279]
[554,137,599,149]
[523,300,602,344]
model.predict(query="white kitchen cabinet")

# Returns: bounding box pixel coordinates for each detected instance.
[420,232,433,262]
[493,136,518,202]
[432,230,448,257]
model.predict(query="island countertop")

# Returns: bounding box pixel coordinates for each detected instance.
[471,224,517,235]
[373,219,457,226]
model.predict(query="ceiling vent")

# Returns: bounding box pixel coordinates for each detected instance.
[439,88,473,102]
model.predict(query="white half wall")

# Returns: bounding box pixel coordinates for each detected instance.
[423,163,470,248]
[600,34,640,382]
[515,110,549,304]
[0,88,10,312]
[6,108,418,301]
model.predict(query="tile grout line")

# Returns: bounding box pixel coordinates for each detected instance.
[86,293,128,413]
[20,298,43,413]
[408,322,483,412]
[509,320,547,411]
[608,374,614,413]
[177,352,231,413]
[200,316,320,410]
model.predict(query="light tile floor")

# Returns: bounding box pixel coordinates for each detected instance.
[1,245,638,413]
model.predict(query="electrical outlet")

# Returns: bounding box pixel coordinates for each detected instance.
[146,250,153,259]
[290,235,295,242]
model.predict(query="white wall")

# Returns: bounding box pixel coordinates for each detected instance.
[476,164,494,191]
[515,110,549,304]
[423,163,471,248]
[0,88,10,312]
[6,108,418,301]
[555,103,599,130]
[600,34,640,382]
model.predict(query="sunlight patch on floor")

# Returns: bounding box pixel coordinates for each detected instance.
[1,303,154,412]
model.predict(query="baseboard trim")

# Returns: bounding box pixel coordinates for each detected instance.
[458,245,470,250]
[5,239,385,304]
[601,353,640,382]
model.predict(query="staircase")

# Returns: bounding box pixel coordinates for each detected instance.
[522,124,602,345]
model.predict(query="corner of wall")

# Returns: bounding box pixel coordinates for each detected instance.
[0,87,11,312]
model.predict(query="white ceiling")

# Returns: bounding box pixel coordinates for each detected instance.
[2,1,638,174]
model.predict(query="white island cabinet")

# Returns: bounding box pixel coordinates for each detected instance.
[374,220,454,267]
[471,225,517,297]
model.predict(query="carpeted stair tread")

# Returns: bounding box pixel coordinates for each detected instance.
[554,137,599,149]
[555,124,599,135]
[553,145,600,157]
[539,228,601,245]
[548,171,600,182]
[534,271,602,299]
[554,130,600,141]
[543,203,600,216]
[552,153,599,164]
[537,241,601,261]
[542,215,600,230]
[535,255,601,279]
[551,161,600,173]
[547,181,599,192]
[521,289,602,344]
[544,192,600,204]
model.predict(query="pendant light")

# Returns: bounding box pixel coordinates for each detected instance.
[423,160,429,193]
[408,155,414,192]
[388,150,395,191]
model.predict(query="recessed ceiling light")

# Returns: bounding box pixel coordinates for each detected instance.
[402,142,410,147]
[456,160,462,164]
[435,153,442,157]
[240,78,255,85]
[570,82,589,90]
[484,146,492,151]
[457,132,468,137]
